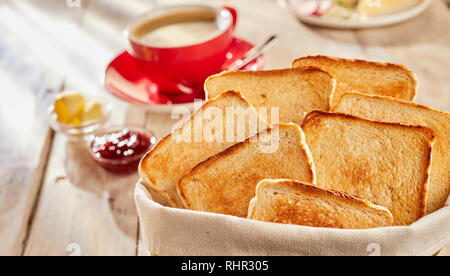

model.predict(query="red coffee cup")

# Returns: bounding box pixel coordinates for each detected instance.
[125,4,238,95]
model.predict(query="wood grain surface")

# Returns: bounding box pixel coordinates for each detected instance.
[0,0,448,256]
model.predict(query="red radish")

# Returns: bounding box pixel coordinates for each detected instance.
[289,0,320,16]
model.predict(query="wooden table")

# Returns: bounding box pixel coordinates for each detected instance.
[0,0,448,256]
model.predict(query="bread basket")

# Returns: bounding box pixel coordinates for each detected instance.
[135,181,450,256]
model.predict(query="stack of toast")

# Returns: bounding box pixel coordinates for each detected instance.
[139,55,449,229]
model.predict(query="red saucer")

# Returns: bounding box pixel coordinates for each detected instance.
[104,38,265,112]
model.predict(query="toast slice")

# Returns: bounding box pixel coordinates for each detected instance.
[333,92,450,213]
[139,91,269,208]
[301,111,434,225]
[292,56,417,105]
[248,179,394,229]
[205,67,336,125]
[178,123,315,217]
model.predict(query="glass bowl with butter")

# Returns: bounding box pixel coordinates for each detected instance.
[48,91,111,141]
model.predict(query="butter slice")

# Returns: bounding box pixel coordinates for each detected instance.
[80,101,103,122]
[54,91,86,124]
[360,0,422,17]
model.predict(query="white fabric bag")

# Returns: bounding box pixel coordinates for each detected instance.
[135,181,450,256]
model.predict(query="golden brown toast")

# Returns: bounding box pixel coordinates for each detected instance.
[333,92,450,213]
[248,179,394,229]
[301,110,434,225]
[204,67,336,125]
[139,91,269,207]
[178,123,315,217]
[292,56,417,105]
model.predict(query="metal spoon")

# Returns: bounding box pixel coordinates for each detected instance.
[227,34,279,71]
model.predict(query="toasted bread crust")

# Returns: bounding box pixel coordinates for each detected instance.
[292,55,418,105]
[293,56,417,79]
[302,110,435,139]
[254,180,393,214]
[139,138,176,206]
[301,110,434,225]
[333,92,450,213]
[249,179,394,229]
[178,123,316,217]
[139,91,245,206]
[139,91,268,207]
[206,66,334,89]
[178,124,316,187]
[333,92,450,118]
[178,125,316,210]
[205,67,337,124]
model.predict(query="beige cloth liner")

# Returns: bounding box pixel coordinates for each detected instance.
[135,181,450,256]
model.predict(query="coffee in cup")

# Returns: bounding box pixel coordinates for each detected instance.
[125,5,237,94]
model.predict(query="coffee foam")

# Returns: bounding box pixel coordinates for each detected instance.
[130,8,224,48]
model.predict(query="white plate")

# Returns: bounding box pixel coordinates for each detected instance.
[279,0,432,29]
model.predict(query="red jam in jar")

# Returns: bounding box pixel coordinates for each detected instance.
[89,128,156,174]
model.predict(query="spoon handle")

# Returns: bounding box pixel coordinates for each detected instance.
[227,35,279,71]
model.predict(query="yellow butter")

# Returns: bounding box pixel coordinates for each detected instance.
[360,0,422,17]
[80,101,104,122]
[54,91,86,124]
